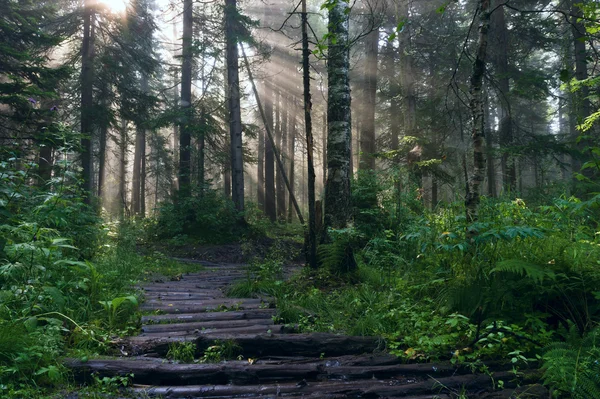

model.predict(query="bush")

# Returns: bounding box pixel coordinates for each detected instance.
[152,191,243,243]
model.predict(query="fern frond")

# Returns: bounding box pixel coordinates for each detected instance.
[490,259,554,284]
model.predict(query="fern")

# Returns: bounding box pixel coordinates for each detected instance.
[542,328,600,398]
[490,259,555,284]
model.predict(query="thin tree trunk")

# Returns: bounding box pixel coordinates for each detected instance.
[324,0,352,230]
[302,0,317,268]
[399,0,417,185]
[465,0,490,224]
[119,118,128,220]
[133,74,149,215]
[484,95,496,197]
[278,95,288,219]
[81,0,95,203]
[257,85,265,209]
[571,0,591,178]
[225,0,245,212]
[198,109,206,196]
[275,91,286,219]
[322,110,327,192]
[359,28,378,171]
[288,99,297,223]
[490,0,514,194]
[179,0,193,198]
[264,82,276,221]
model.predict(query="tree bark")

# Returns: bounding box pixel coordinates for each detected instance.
[80,0,95,203]
[398,0,418,185]
[287,99,296,223]
[490,0,514,194]
[179,0,193,198]
[264,82,276,221]
[279,95,288,219]
[570,0,591,178]
[257,86,265,209]
[359,28,378,171]
[132,74,148,215]
[484,95,496,197]
[119,117,128,220]
[324,0,352,230]
[465,0,491,224]
[276,91,286,219]
[302,0,317,268]
[225,0,245,212]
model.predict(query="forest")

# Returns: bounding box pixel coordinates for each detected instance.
[1,0,600,397]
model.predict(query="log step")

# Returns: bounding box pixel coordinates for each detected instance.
[120,333,381,358]
[138,324,285,338]
[66,357,491,386]
[142,319,275,334]
[140,301,271,314]
[141,309,276,324]
[127,371,520,398]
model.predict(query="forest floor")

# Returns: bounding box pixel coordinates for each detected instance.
[64,250,548,399]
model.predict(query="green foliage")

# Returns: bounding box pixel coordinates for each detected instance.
[167,342,196,363]
[152,191,243,244]
[199,340,241,363]
[542,328,600,398]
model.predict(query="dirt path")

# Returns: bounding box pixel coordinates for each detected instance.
[66,261,546,398]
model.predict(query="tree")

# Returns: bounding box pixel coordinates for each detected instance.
[465,0,491,223]
[324,0,353,231]
[179,0,193,198]
[80,0,96,202]
[225,0,245,212]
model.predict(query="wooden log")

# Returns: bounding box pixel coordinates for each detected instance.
[142,298,264,307]
[143,293,223,301]
[121,333,381,357]
[66,357,507,386]
[142,319,275,334]
[139,324,285,338]
[140,301,271,314]
[141,309,276,324]
[129,371,525,397]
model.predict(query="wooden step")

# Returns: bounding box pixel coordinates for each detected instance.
[142,318,275,334]
[127,371,521,398]
[141,309,276,324]
[119,332,382,358]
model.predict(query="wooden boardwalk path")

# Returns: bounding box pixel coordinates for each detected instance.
[66,261,545,398]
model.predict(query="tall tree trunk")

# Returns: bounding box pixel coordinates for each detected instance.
[257,85,265,210]
[97,123,107,198]
[119,118,128,220]
[490,0,514,194]
[484,95,496,197]
[302,0,317,268]
[324,0,352,230]
[198,109,206,196]
[225,0,245,212]
[465,0,491,224]
[359,28,378,171]
[571,0,591,177]
[322,109,327,192]
[275,91,285,219]
[132,74,148,215]
[278,95,288,219]
[171,18,180,198]
[80,0,95,203]
[179,0,193,198]
[398,0,417,185]
[288,99,297,223]
[264,82,276,221]
[141,136,146,217]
